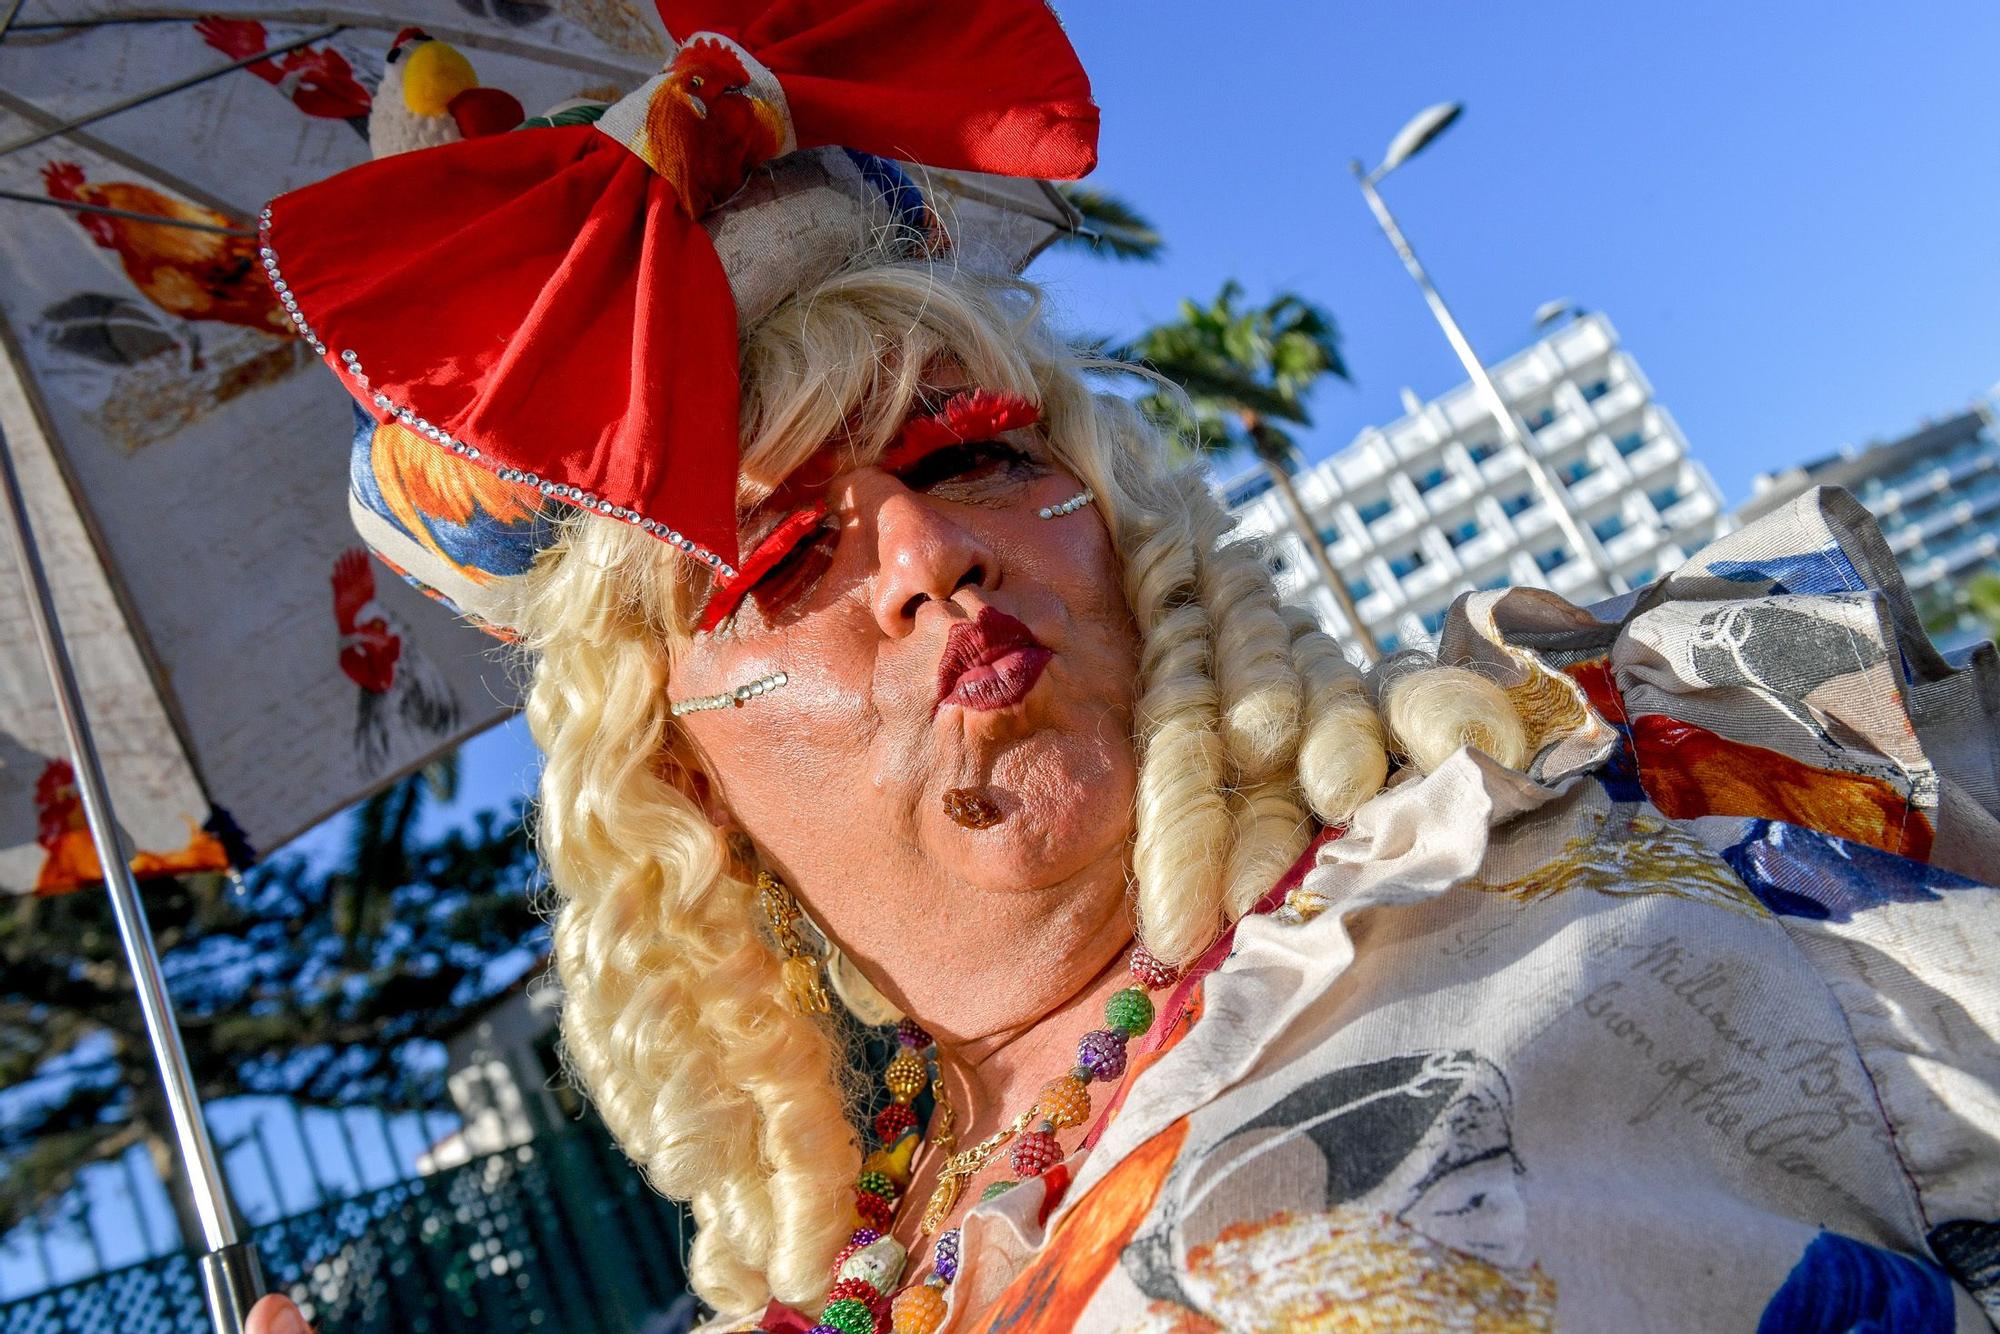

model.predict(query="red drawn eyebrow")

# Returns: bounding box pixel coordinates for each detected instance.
[691,391,1038,634]
[880,388,1041,474]
[696,501,828,634]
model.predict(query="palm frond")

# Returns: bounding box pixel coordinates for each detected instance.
[1050,184,1164,262]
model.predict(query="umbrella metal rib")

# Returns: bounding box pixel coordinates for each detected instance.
[0,22,345,160]
[0,84,254,218]
[0,187,256,234]
[4,7,658,80]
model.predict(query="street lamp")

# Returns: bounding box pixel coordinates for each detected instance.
[1534,298,1586,330]
[1352,104,1626,598]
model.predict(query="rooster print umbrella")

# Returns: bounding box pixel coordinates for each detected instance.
[0,4,1078,1326]
[0,0,1077,897]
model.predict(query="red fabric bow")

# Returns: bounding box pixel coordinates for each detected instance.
[263,0,1096,572]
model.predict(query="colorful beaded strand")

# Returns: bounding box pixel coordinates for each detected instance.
[914,943,1176,1241]
[888,1229,959,1334]
[818,945,1178,1334]
[812,1017,938,1334]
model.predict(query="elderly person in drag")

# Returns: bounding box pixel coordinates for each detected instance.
[248,3,2000,1330]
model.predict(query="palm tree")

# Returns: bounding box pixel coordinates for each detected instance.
[1049,184,1163,262]
[1110,282,1380,661]
[1920,568,2000,648]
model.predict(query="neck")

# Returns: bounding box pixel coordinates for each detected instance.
[936,934,1131,1145]
[887,926,1134,1253]
[831,841,1137,1247]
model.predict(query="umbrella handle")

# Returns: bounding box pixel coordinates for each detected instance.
[201,1242,269,1334]
[0,417,258,1328]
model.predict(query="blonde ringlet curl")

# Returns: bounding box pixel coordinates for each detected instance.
[512,253,1527,1318]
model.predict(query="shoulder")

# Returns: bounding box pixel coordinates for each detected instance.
[966,489,2000,1331]
[1440,483,1999,882]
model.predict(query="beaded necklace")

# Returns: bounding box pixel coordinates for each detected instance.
[803,944,1177,1334]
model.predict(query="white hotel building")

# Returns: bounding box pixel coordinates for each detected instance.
[1220,312,1726,655]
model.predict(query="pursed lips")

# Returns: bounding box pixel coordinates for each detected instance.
[934,607,1052,714]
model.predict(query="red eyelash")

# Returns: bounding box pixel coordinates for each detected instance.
[697,501,828,633]
[880,389,1041,473]
[694,391,1038,633]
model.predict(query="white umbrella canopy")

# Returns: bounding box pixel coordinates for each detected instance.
[0,8,1079,1325]
[0,0,1076,895]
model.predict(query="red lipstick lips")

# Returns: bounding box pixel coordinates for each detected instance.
[935,608,1052,713]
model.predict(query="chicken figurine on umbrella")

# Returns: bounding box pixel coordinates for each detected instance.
[368,29,525,158]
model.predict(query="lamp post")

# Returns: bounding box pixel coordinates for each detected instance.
[1352,103,1625,597]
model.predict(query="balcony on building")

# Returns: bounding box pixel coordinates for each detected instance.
[1215,310,1729,653]
[1223,470,1277,509]
[1654,484,1718,532]
[1584,377,1647,429]
[1566,462,1626,510]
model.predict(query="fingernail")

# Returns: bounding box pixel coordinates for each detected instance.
[272,1303,309,1334]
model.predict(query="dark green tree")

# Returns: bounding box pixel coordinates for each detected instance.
[0,769,542,1247]
[1919,567,2000,646]
[1108,281,1379,659]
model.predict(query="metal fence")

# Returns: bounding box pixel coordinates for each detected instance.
[0,1035,700,1333]
[0,1114,696,1334]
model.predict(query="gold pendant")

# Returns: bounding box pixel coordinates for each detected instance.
[930,1086,959,1158]
[919,1169,962,1238]
[780,954,830,1014]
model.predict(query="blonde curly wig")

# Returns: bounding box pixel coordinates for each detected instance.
[510,254,1528,1318]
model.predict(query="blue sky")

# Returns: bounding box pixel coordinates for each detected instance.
[295,1,2000,851]
[1036,1,1999,498]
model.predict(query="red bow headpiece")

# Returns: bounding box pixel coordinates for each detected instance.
[263,0,1096,577]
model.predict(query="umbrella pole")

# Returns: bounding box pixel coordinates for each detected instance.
[0,420,264,1333]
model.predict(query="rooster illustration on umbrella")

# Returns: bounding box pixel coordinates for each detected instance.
[31,758,228,895]
[332,548,460,773]
[40,161,293,339]
[192,17,373,134]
